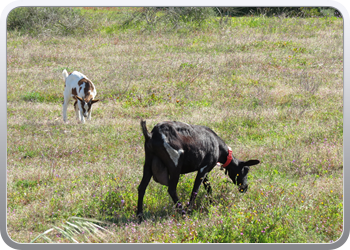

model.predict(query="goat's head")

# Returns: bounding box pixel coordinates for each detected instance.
[226,159,260,193]
[75,96,99,117]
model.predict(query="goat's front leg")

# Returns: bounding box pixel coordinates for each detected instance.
[87,108,92,121]
[87,105,92,121]
[74,100,83,122]
[78,106,85,124]
[188,171,209,210]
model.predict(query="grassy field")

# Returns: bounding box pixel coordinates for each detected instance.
[6,8,343,243]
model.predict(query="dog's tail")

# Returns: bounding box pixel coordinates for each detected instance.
[140,119,151,142]
[62,69,69,81]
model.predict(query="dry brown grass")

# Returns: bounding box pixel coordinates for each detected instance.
[6,10,343,243]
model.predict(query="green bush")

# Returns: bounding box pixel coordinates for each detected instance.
[7,7,90,36]
[121,7,216,31]
[163,7,216,27]
[215,7,339,17]
[120,7,341,32]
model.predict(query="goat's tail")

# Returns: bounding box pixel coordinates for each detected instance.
[140,119,151,141]
[62,69,69,81]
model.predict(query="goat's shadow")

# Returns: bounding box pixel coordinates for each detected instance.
[98,189,231,227]
[97,170,237,227]
[100,205,210,227]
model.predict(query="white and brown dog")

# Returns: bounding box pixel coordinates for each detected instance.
[62,69,99,123]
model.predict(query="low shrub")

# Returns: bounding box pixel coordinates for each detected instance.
[7,7,90,36]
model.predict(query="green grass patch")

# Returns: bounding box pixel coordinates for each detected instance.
[7,11,343,243]
[21,91,62,103]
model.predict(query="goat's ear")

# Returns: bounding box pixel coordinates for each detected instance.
[75,96,84,102]
[91,99,99,104]
[244,160,260,167]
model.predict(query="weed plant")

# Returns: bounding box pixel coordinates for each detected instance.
[6,7,343,243]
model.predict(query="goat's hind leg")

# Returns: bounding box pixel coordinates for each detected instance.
[137,155,153,222]
[168,174,181,207]
[187,170,210,211]
[166,155,186,216]
[62,94,70,122]
[73,100,80,121]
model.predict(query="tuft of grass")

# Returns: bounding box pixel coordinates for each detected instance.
[22,92,44,102]
[20,91,62,103]
[30,217,112,243]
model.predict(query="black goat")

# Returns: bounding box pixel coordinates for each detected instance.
[137,120,260,220]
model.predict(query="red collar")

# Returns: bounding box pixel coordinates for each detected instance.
[222,146,233,168]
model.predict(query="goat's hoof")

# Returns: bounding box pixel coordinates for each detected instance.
[185,208,193,215]
[181,210,187,218]
[137,213,144,223]
[185,203,193,211]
